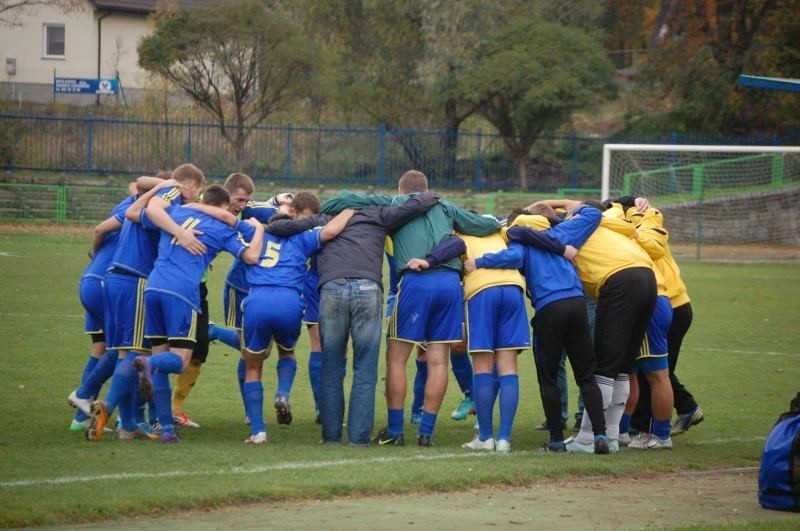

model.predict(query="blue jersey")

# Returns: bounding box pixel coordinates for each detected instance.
[225,200,278,292]
[82,196,134,281]
[108,187,183,278]
[245,229,322,291]
[145,206,248,311]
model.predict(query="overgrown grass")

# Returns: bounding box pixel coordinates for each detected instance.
[0,229,798,527]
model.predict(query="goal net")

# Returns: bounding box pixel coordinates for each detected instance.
[601,144,800,260]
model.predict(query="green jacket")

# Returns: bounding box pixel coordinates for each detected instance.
[321,191,501,274]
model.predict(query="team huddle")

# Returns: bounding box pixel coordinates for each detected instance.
[67,165,703,452]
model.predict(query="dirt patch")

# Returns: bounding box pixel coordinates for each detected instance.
[65,468,797,530]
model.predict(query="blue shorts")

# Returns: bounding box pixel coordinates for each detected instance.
[144,289,198,343]
[633,355,669,372]
[302,279,319,325]
[242,287,304,354]
[79,276,105,335]
[224,285,247,330]
[389,270,464,343]
[634,295,672,371]
[466,285,530,353]
[104,272,149,351]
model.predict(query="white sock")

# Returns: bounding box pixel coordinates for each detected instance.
[576,375,614,444]
[605,374,630,440]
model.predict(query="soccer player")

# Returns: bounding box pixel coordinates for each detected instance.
[406,229,530,453]
[320,170,500,447]
[133,184,264,443]
[508,199,657,453]
[239,201,354,444]
[469,208,610,453]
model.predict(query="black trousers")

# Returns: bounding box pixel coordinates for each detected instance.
[632,302,697,430]
[594,267,657,377]
[191,282,210,363]
[533,297,606,441]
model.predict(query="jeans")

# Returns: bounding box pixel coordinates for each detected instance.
[318,279,383,445]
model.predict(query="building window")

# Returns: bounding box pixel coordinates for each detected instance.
[43,24,65,59]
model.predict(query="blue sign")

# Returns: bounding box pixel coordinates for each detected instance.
[54,77,118,95]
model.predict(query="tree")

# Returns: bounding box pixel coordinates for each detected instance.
[459,17,616,190]
[138,0,316,165]
[0,0,82,26]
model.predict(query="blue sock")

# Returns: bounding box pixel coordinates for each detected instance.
[412,359,427,415]
[491,365,500,411]
[474,373,495,441]
[76,349,118,399]
[213,325,241,350]
[237,358,247,415]
[118,390,137,432]
[242,381,265,435]
[497,374,519,442]
[652,418,671,440]
[419,411,438,437]
[149,352,184,374]
[308,351,323,410]
[152,371,174,434]
[387,408,404,436]
[276,357,297,399]
[80,355,99,385]
[133,385,146,425]
[619,413,632,435]
[104,352,137,413]
[148,399,157,425]
[450,352,473,397]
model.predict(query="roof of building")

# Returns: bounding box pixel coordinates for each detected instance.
[91,1,226,15]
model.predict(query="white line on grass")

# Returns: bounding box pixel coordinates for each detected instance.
[0,312,83,319]
[0,435,768,489]
[689,347,799,357]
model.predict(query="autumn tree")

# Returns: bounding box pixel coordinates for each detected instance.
[138,0,316,165]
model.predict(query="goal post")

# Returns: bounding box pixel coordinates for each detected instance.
[601,144,800,260]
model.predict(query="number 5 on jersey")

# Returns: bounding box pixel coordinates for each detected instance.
[259,241,281,268]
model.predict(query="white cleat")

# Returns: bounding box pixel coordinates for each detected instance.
[628,433,673,450]
[495,439,511,454]
[67,390,93,416]
[608,439,620,454]
[564,436,595,454]
[618,432,631,447]
[245,432,268,445]
[461,436,495,451]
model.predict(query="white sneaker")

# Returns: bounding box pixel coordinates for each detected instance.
[629,433,673,450]
[618,432,631,447]
[245,432,268,445]
[608,439,620,454]
[495,439,511,454]
[68,390,92,415]
[564,436,595,454]
[461,436,495,451]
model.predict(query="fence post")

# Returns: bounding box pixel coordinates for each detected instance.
[286,122,293,182]
[771,153,784,188]
[378,124,386,188]
[570,135,578,188]
[185,118,192,162]
[86,112,94,174]
[474,129,483,192]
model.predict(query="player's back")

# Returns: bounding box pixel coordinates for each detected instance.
[461,232,524,300]
[245,229,322,291]
[83,196,134,280]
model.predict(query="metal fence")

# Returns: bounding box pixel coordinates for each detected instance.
[1,112,798,192]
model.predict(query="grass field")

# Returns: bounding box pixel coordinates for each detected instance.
[0,226,798,528]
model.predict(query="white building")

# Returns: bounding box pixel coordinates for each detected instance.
[0,0,220,104]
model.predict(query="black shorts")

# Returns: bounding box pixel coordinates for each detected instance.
[191,282,210,363]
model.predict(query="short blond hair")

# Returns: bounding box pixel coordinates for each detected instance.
[172,163,206,188]
[224,172,254,195]
[398,170,428,194]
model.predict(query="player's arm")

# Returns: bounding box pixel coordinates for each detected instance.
[635,226,668,260]
[405,234,466,271]
[320,191,392,214]
[183,203,239,227]
[89,215,123,258]
[135,175,171,196]
[319,208,356,243]
[505,226,569,256]
[239,219,264,265]
[124,178,177,223]
[467,243,525,274]
[549,205,603,248]
[378,192,440,231]
[132,185,207,256]
[524,198,583,213]
[267,214,332,236]
[448,203,502,237]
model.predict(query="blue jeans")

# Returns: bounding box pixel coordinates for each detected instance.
[319,279,383,445]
